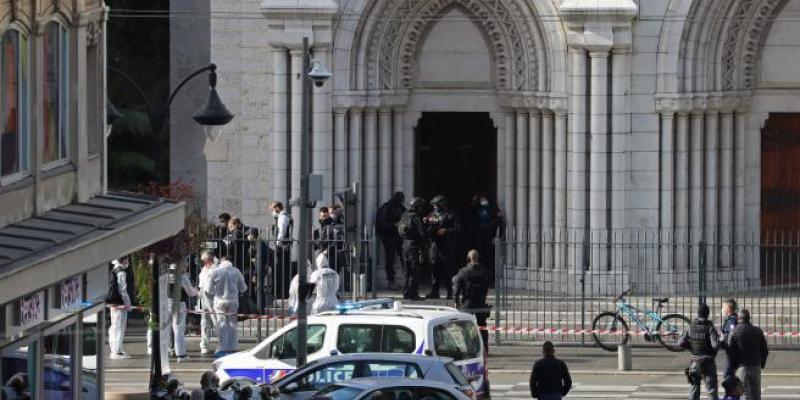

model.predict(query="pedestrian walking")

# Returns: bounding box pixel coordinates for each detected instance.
[452,249,490,351]
[729,309,769,400]
[198,251,218,355]
[271,201,293,299]
[721,298,739,382]
[107,256,135,359]
[377,192,406,289]
[529,341,572,400]
[167,262,198,359]
[209,259,247,357]
[679,303,721,400]
[397,197,429,300]
[425,195,460,299]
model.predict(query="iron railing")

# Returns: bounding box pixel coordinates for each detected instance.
[493,229,800,348]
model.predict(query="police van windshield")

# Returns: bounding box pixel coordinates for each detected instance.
[433,321,481,361]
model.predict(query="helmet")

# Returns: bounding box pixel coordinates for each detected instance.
[409,197,428,212]
[431,195,447,207]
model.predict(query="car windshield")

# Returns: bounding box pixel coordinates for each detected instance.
[311,385,363,400]
[433,321,481,361]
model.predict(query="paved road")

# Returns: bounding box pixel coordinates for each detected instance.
[489,373,800,399]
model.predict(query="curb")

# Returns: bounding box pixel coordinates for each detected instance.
[490,369,800,377]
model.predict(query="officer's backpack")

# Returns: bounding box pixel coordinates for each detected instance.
[397,213,416,240]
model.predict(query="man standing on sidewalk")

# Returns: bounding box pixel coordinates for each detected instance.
[679,303,721,400]
[209,259,247,357]
[529,341,572,400]
[198,251,218,355]
[729,309,769,400]
[107,256,135,359]
[721,298,739,383]
[377,192,406,289]
[452,249,490,351]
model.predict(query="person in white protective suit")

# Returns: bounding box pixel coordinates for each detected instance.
[310,251,340,314]
[209,259,247,357]
[198,251,219,355]
[107,256,135,359]
[167,262,198,359]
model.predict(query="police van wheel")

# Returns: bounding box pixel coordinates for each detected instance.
[591,312,629,352]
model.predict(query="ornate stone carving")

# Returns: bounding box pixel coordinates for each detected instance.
[86,20,101,48]
[366,0,538,91]
[721,0,784,91]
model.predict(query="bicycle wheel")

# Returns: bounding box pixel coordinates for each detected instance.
[656,313,691,352]
[592,312,629,352]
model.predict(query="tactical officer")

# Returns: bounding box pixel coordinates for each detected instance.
[397,197,429,300]
[679,303,721,400]
[377,192,407,289]
[425,195,461,299]
[452,249,490,352]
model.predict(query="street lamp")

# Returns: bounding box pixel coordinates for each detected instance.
[108,63,234,183]
[296,37,330,367]
[107,63,234,395]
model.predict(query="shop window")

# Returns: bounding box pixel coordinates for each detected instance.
[0,29,28,178]
[43,326,74,399]
[1,342,37,397]
[42,22,68,164]
[81,313,100,399]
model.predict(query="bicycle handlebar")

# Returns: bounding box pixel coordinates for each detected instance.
[614,289,632,301]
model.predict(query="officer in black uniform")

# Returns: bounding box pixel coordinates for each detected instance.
[377,192,407,289]
[425,195,461,299]
[678,303,721,400]
[453,249,491,352]
[398,197,429,300]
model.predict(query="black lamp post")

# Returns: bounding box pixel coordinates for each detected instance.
[107,64,233,395]
[107,63,233,183]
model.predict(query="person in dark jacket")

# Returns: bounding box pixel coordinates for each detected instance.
[678,303,721,400]
[720,298,739,382]
[377,192,406,289]
[398,197,429,300]
[107,256,136,359]
[529,341,572,400]
[729,309,768,400]
[452,249,490,351]
[425,195,461,299]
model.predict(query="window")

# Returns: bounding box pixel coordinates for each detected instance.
[266,325,326,360]
[444,363,469,386]
[0,29,28,177]
[42,22,68,164]
[43,326,75,400]
[310,384,362,400]
[382,326,416,353]
[337,325,417,354]
[364,362,420,379]
[337,325,381,353]
[433,321,481,361]
[290,361,357,392]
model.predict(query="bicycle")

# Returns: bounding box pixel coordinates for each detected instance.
[591,289,691,352]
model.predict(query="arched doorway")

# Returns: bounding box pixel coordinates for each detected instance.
[415,112,497,218]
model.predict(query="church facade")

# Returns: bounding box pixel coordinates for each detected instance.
[171,0,800,284]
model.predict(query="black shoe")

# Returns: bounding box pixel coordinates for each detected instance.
[445,294,453,300]
[404,295,424,301]
[425,293,440,300]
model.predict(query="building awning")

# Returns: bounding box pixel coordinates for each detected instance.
[0,192,185,304]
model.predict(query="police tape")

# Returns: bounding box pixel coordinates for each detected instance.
[479,326,800,337]
[106,305,800,338]
[107,304,298,321]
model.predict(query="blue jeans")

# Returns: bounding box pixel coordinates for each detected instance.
[538,393,562,400]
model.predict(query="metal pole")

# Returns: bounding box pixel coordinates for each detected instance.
[256,238,264,342]
[149,254,162,394]
[699,240,707,306]
[493,237,501,347]
[296,37,311,367]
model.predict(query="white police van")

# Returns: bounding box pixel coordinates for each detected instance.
[213,299,489,398]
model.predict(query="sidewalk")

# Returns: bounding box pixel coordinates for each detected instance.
[487,343,800,375]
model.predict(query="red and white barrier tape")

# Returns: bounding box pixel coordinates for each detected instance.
[107,305,800,337]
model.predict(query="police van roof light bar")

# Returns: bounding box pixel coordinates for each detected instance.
[336,298,394,314]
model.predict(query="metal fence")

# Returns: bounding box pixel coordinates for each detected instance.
[185,228,377,341]
[493,229,800,348]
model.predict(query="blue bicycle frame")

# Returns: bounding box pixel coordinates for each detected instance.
[616,300,666,334]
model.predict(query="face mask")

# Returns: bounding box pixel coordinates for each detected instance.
[272,211,279,217]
